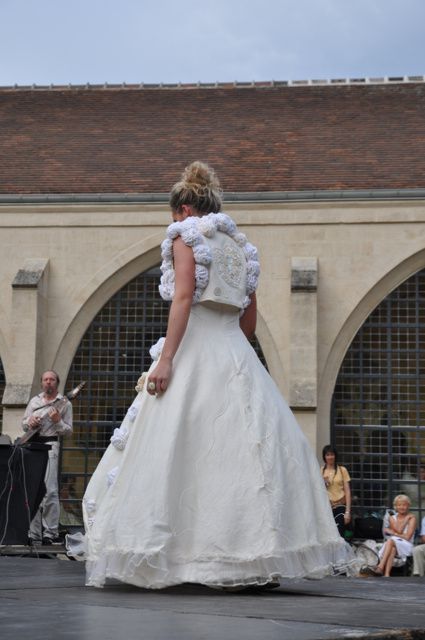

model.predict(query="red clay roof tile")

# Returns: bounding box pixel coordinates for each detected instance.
[0,83,424,194]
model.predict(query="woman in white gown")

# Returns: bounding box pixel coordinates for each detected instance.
[76,162,354,589]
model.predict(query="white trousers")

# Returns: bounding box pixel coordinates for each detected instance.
[413,544,425,577]
[29,442,60,541]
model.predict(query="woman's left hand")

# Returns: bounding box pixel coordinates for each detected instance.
[344,512,351,524]
[147,358,172,396]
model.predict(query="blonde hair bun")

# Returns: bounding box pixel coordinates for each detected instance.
[182,161,220,193]
[169,161,223,214]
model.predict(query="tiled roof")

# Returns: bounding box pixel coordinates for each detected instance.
[0,81,424,194]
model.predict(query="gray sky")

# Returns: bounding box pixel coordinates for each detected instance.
[1,0,424,85]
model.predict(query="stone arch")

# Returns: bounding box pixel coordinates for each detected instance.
[318,247,425,450]
[53,232,164,382]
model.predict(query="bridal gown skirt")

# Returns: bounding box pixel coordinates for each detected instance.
[80,304,353,588]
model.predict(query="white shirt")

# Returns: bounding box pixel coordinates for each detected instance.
[22,392,73,438]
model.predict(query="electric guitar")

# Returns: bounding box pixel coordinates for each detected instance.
[17,381,86,445]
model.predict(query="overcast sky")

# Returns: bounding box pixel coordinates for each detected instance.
[1,0,424,86]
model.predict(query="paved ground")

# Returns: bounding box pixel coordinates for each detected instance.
[1,555,425,639]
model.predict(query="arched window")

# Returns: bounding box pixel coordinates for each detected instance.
[61,267,267,524]
[0,359,5,432]
[332,269,425,519]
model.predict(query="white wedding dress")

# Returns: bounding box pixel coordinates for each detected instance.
[71,213,354,588]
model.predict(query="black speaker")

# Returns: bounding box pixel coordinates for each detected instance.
[0,444,49,545]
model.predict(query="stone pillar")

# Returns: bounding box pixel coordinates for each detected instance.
[2,259,49,441]
[289,257,318,450]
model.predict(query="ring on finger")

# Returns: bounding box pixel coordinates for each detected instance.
[147,381,156,391]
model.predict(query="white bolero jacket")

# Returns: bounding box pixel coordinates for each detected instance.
[158,212,260,311]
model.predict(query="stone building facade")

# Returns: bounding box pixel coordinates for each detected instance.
[1,78,425,520]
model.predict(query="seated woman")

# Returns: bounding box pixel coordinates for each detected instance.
[372,494,416,577]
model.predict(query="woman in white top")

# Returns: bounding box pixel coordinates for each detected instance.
[78,162,354,589]
[373,494,416,577]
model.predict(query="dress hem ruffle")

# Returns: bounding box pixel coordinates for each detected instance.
[68,533,357,589]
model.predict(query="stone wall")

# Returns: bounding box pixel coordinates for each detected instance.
[1,199,425,451]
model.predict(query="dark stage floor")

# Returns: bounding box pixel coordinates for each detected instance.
[1,555,425,639]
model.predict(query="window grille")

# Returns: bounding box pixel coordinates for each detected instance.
[61,267,267,525]
[332,269,425,521]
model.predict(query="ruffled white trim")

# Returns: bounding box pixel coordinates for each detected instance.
[84,538,358,589]
[110,425,129,451]
[108,337,165,457]
[110,339,164,455]
[149,337,165,361]
[85,499,96,515]
[110,394,143,452]
[159,213,260,308]
[85,498,96,529]
[107,465,119,488]
[127,406,138,422]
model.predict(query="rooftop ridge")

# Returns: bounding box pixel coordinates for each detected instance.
[2,188,425,204]
[0,75,424,91]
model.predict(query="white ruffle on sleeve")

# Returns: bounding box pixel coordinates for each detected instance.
[158,213,260,309]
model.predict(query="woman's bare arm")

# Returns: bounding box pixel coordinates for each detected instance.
[239,293,257,339]
[343,481,351,523]
[385,515,398,536]
[397,515,417,541]
[148,237,195,394]
[387,514,416,540]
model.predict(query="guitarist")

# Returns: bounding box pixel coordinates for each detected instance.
[22,370,73,545]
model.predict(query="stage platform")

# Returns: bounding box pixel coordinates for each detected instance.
[0,542,66,557]
[1,556,425,639]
